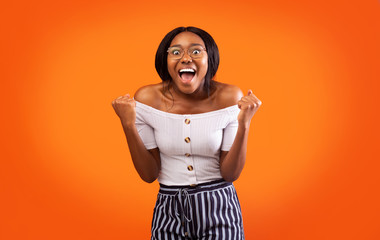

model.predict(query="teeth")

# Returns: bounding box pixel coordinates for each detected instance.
[179,68,195,73]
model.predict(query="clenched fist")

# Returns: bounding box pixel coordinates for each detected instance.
[237,90,262,128]
[111,94,136,127]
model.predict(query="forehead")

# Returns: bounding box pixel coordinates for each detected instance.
[170,31,205,47]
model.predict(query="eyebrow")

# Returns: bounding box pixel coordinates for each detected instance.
[169,43,204,48]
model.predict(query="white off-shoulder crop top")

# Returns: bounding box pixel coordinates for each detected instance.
[135,101,240,186]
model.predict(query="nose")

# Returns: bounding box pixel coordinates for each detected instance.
[180,52,192,63]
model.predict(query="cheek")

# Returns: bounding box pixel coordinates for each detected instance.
[198,58,208,74]
[167,60,177,77]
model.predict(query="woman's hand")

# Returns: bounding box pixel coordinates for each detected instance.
[111,94,136,127]
[237,90,262,128]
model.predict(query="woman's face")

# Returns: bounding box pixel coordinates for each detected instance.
[167,31,208,95]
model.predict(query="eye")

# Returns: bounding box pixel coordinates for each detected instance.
[169,48,182,55]
[191,49,201,55]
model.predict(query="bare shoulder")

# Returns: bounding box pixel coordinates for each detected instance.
[134,83,162,108]
[214,82,244,107]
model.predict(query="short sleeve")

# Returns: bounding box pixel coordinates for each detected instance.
[220,108,240,151]
[135,106,158,150]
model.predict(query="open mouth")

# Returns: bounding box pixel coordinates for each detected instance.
[179,68,196,83]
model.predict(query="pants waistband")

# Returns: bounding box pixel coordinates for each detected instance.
[159,179,232,195]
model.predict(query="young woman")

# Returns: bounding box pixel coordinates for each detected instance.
[112,26,261,239]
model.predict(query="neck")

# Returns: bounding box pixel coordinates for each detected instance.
[169,81,210,101]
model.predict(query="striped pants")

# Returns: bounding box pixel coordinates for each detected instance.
[151,180,245,240]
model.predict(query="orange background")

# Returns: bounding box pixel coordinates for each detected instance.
[1,0,379,239]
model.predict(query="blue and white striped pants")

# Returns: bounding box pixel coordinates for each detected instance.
[151,180,245,240]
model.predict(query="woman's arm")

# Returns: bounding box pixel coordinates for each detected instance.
[112,92,161,183]
[121,121,160,183]
[220,89,261,182]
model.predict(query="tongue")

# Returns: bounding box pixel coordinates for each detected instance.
[181,73,194,82]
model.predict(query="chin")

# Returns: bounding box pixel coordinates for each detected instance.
[177,85,198,95]
[172,77,196,93]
